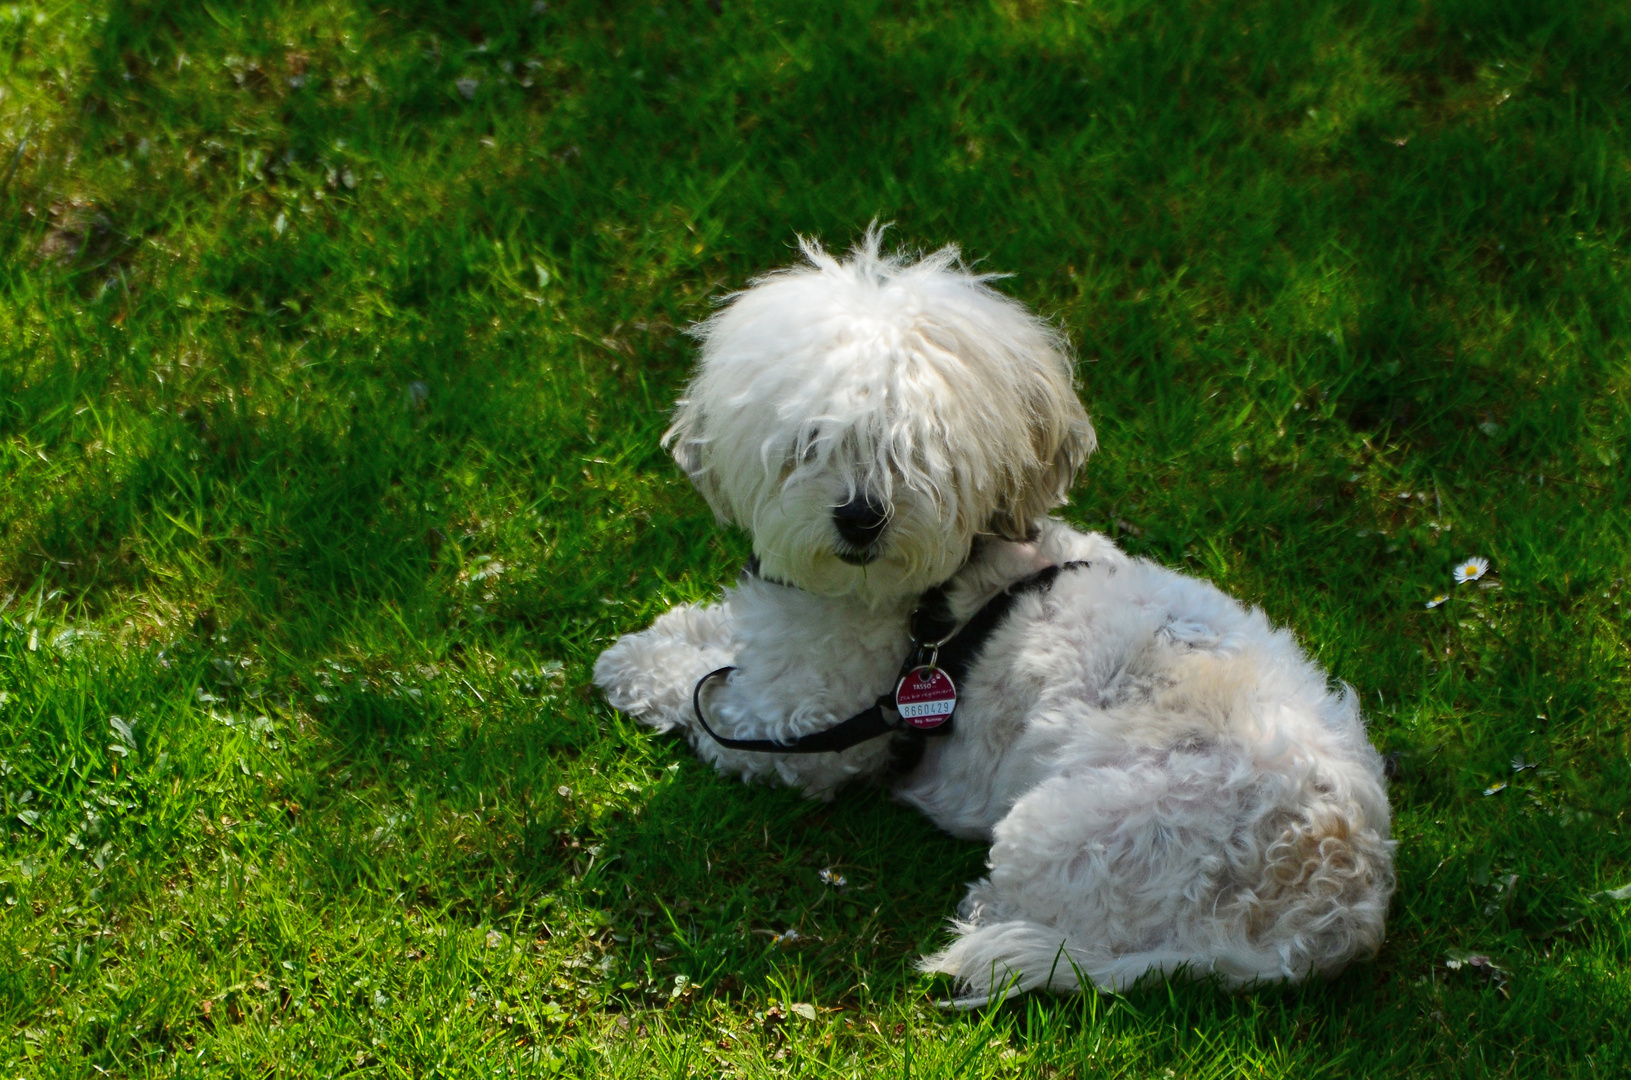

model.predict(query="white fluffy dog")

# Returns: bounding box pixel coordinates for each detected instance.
[594,233,1395,1005]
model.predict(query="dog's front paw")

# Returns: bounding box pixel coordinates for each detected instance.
[593,602,733,732]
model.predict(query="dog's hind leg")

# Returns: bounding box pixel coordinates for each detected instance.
[922,739,1393,1005]
[592,602,734,733]
[919,753,1238,1004]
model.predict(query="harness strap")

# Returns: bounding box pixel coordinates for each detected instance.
[692,559,1091,755]
[691,667,899,754]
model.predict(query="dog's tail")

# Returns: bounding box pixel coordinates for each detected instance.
[919,919,1206,1007]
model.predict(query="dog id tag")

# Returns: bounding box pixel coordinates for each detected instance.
[895,667,957,729]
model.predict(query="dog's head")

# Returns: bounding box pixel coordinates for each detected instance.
[665,230,1095,602]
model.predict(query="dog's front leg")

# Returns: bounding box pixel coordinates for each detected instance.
[694,664,899,798]
[592,601,734,735]
[598,578,909,798]
[678,579,909,797]
[594,602,874,793]
[590,600,790,791]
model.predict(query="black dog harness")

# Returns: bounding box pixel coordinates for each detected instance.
[691,560,1091,756]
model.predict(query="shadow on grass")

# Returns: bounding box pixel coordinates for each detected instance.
[291,671,993,1004]
[583,761,995,1004]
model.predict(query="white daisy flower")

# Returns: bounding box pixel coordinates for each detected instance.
[1425,594,1450,609]
[1453,556,1490,584]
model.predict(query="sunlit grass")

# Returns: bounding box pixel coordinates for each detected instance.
[2,0,1629,1075]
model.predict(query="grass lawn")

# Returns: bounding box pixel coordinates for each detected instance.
[3,0,1630,1074]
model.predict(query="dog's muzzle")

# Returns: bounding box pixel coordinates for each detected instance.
[833,493,888,564]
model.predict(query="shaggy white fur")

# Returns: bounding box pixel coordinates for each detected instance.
[593,231,1395,1006]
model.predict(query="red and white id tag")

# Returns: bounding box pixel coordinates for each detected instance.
[895,666,957,730]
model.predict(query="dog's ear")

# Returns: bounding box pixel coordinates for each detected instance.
[662,397,735,524]
[988,411,1096,542]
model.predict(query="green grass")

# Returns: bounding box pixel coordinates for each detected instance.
[2,0,1629,1074]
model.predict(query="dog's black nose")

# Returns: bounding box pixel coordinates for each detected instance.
[833,493,889,555]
